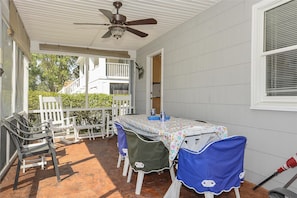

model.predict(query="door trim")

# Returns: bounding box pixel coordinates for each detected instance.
[146,48,164,115]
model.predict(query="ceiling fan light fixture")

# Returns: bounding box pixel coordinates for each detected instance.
[111,26,125,39]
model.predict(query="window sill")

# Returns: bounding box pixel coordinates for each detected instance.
[250,102,297,112]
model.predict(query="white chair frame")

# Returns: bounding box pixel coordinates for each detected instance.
[106,95,133,137]
[39,95,78,143]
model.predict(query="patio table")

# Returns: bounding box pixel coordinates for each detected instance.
[116,114,228,161]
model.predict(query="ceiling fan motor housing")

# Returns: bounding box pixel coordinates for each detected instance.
[112,14,126,24]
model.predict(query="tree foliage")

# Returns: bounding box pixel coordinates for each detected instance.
[29,54,79,91]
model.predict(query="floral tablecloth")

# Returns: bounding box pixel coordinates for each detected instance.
[116,114,228,161]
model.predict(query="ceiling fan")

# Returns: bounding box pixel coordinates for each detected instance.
[74,1,157,39]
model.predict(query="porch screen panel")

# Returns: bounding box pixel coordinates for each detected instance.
[9,0,30,58]
[15,48,24,112]
[1,21,13,117]
[264,0,297,96]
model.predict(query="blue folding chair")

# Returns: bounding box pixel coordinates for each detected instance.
[114,122,129,176]
[177,136,247,198]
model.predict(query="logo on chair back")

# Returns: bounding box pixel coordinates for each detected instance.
[201,180,216,187]
[239,171,245,179]
[135,162,144,168]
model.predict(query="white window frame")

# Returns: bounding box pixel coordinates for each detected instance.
[251,0,297,111]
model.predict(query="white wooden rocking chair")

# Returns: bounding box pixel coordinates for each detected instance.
[106,95,133,137]
[39,95,78,144]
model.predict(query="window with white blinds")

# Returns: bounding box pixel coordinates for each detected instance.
[251,0,297,111]
[264,0,297,96]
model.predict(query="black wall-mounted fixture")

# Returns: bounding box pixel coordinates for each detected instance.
[0,68,4,77]
[135,62,144,79]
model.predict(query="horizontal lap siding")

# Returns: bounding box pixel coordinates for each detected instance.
[136,0,297,192]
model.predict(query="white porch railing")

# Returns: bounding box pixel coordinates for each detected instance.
[106,63,129,78]
[59,78,81,94]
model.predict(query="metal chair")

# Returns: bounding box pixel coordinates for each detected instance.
[176,136,247,198]
[114,122,129,176]
[124,127,171,195]
[1,119,61,190]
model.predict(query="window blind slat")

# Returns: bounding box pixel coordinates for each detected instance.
[266,49,297,96]
[264,0,297,51]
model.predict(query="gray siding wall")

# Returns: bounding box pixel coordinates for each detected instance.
[136,0,297,192]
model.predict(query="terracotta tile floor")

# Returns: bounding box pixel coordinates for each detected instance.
[0,136,268,198]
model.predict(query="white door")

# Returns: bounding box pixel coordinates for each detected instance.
[146,48,164,115]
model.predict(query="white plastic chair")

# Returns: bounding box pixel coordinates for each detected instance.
[124,128,172,195]
[114,122,129,176]
[10,114,50,173]
[176,136,247,198]
[1,119,60,190]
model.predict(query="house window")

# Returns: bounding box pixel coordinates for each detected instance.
[251,0,297,111]
[110,83,129,94]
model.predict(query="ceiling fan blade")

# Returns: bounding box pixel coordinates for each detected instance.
[125,18,157,26]
[126,27,148,37]
[99,9,113,22]
[74,22,109,26]
[102,30,112,38]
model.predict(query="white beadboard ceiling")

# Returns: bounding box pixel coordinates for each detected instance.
[13,0,221,55]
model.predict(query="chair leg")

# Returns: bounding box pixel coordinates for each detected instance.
[176,181,182,198]
[52,131,57,143]
[51,150,61,182]
[163,179,182,198]
[22,159,26,173]
[117,153,122,168]
[13,160,21,190]
[106,119,111,137]
[127,166,133,183]
[100,126,105,139]
[169,161,175,181]
[204,192,214,198]
[41,155,45,170]
[87,128,91,140]
[73,128,79,142]
[135,171,145,195]
[234,187,240,198]
[122,156,129,176]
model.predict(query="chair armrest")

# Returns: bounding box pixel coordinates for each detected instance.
[28,121,50,130]
[62,116,77,125]
[1,119,52,140]
[13,112,50,130]
[5,125,52,142]
[9,120,51,135]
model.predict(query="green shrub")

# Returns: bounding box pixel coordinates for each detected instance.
[28,90,113,110]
